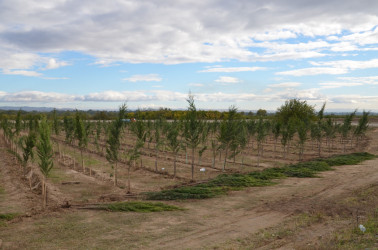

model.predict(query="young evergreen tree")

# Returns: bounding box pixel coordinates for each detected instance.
[36,117,54,209]
[218,106,238,171]
[184,94,203,180]
[340,110,356,153]
[15,109,22,136]
[106,104,126,186]
[75,111,88,173]
[166,120,181,177]
[354,110,369,146]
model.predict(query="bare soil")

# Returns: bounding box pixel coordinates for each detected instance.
[0,128,377,249]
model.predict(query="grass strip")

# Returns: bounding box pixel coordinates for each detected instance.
[145,152,375,200]
[0,213,19,227]
[97,201,183,212]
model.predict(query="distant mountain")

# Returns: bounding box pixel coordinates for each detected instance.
[0,106,74,112]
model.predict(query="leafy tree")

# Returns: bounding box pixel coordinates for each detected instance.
[153,119,163,172]
[106,104,127,186]
[15,109,22,136]
[218,106,238,171]
[323,117,337,152]
[52,108,60,135]
[125,139,144,193]
[183,94,203,180]
[340,110,357,153]
[256,109,267,117]
[276,99,316,124]
[297,120,309,161]
[166,120,181,177]
[75,111,88,172]
[130,118,147,167]
[354,110,369,146]
[236,120,249,167]
[271,120,281,158]
[21,131,37,168]
[63,116,75,144]
[36,117,54,208]
[256,117,268,166]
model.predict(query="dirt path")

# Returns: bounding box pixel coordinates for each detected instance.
[0,128,377,249]
[148,155,378,249]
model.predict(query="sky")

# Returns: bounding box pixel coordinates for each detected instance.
[0,0,378,111]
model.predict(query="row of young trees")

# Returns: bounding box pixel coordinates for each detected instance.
[0,115,53,208]
[0,98,371,194]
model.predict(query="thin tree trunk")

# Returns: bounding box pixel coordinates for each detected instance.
[81,149,84,173]
[191,147,195,180]
[127,164,131,193]
[114,161,118,186]
[42,176,47,209]
[173,153,177,178]
[223,148,228,171]
[155,148,158,172]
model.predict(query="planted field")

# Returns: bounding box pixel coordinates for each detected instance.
[0,104,377,249]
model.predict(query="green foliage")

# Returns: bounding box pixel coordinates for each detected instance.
[145,186,228,200]
[316,152,376,166]
[145,152,375,200]
[21,131,37,166]
[36,117,54,177]
[99,201,183,212]
[52,108,60,135]
[75,111,88,148]
[354,110,369,138]
[184,94,204,150]
[15,109,22,135]
[63,116,75,143]
[106,104,126,164]
[0,213,18,221]
[275,99,316,124]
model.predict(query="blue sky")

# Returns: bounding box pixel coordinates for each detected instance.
[1,0,378,111]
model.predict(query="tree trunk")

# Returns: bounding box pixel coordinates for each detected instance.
[173,153,177,178]
[223,148,228,171]
[42,176,47,209]
[81,149,84,173]
[191,147,195,180]
[114,161,118,186]
[127,164,131,193]
[155,148,158,172]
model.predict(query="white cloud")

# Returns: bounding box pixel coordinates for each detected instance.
[1,89,377,111]
[2,69,42,77]
[319,82,363,89]
[277,67,348,76]
[0,91,78,102]
[44,58,69,70]
[277,59,378,76]
[188,83,204,87]
[268,82,302,88]
[199,66,265,73]
[338,76,378,85]
[1,0,378,65]
[215,76,241,83]
[122,74,162,82]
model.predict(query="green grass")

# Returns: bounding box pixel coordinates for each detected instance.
[97,201,183,212]
[0,186,4,194]
[145,152,376,200]
[320,209,378,249]
[0,213,19,227]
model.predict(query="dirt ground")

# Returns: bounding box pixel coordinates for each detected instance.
[0,128,377,249]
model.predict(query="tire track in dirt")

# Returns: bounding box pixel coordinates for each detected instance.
[147,155,378,250]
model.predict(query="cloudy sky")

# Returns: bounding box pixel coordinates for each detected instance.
[1,0,378,111]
